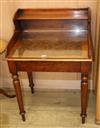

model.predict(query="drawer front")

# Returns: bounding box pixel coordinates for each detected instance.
[16,61,81,72]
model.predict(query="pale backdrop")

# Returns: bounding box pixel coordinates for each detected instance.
[0,0,97,90]
[95,0,100,124]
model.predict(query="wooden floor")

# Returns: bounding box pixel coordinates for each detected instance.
[0,90,99,128]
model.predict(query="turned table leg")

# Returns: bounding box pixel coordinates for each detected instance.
[27,72,34,93]
[0,89,16,98]
[12,74,25,121]
[81,73,88,124]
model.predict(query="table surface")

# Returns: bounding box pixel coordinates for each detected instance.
[7,30,89,61]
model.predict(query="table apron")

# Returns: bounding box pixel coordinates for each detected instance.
[14,61,82,72]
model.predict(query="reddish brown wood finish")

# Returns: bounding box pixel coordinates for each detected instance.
[6,8,93,123]
[81,73,88,123]
[16,61,81,72]
[27,72,34,93]
[7,60,91,123]
[8,61,25,120]
[12,74,25,121]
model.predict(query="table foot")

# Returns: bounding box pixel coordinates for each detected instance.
[20,111,26,121]
[80,114,87,124]
[0,89,16,98]
[27,72,34,94]
[30,85,34,94]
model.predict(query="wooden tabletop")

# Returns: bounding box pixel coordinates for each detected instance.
[7,30,90,61]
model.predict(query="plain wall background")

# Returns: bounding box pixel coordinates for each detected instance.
[0,0,97,90]
[95,0,100,123]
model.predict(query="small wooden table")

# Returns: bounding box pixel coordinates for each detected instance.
[6,8,93,123]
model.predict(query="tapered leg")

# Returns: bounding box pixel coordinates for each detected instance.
[12,74,25,121]
[81,73,88,124]
[27,72,34,93]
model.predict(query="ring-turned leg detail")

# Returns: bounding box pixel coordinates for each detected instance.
[27,72,34,93]
[81,73,88,124]
[12,74,26,121]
